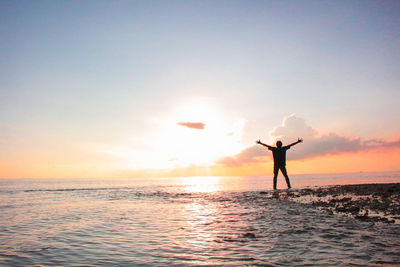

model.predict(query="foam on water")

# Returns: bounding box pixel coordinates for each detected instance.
[1,174,400,266]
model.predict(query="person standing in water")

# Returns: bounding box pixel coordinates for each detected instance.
[256,138,303,190]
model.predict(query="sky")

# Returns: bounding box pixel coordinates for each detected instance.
[0,0,399,178]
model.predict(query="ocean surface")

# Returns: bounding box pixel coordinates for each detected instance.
[1,172,400,266]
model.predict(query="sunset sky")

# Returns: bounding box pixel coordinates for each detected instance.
[1,0,399,178]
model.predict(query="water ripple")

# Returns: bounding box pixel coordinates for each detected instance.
[1,188,400,266]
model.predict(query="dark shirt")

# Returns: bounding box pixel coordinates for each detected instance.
[269,146,290,166]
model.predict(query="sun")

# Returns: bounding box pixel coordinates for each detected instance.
[99,100,245,171]
[155,100,245,167]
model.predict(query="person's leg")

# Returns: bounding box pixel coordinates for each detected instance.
[273,165,279,190]
[280,166,291,189]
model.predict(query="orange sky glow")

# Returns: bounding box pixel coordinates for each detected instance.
[1,145,399,179]
[1,111,399,179]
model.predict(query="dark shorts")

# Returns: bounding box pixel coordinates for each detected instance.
[274,164,287,176]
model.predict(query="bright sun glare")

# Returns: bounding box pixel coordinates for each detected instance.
[156,100,245,168]
[104,100,245,170]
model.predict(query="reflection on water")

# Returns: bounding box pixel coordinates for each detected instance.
[182,201,219,265]
[0,175,400,266]
[181,176,221,193]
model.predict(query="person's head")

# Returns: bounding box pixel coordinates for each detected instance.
[276,141,282,148]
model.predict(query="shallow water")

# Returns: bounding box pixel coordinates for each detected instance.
[1,174,400,266]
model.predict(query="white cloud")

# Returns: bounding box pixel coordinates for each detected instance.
[218,114,400,166]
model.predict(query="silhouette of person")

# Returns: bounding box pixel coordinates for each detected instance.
[256,138,303,190]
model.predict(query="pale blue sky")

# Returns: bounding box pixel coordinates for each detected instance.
[1,0,399,173]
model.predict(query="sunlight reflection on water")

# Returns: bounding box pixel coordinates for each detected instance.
[0,173,400,266]
[181,176,222,193]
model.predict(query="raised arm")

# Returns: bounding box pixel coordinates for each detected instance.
[256,140,273,149]
[287,138,303,148]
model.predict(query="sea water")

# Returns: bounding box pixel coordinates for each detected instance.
[1,172,400,266]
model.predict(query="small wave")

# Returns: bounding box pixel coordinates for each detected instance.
[24,187,122,192]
